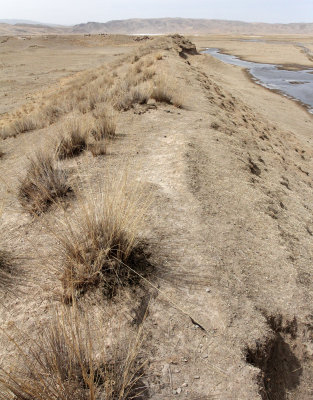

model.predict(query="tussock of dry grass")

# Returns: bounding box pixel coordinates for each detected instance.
[56,117,88,159]
[142,67,155,81]
[88,141,107,157]
[42,102,66,124]
[11,114,42,134]
[90,105,116,140]
[0,250,15,290]
[19,152,71,215]
[152,76,183,108]
[55,174,150,300]
[114,82,152,111]
[0,310,146,400]
[1,113,44,138]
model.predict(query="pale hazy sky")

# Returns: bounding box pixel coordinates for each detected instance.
[2,0,313,26]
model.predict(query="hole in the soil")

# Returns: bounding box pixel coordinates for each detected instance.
[246,333,302,400]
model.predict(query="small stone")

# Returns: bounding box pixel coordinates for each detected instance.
[175,369,181,373]
[206,288,211,293]
[194,375,200,379]
[183,358,188,362]
[202,354,208,359]
[176,387,182,394]
[182,382,188,387]
[172,390,177,395]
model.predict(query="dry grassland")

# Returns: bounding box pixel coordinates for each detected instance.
[0,33,313,400]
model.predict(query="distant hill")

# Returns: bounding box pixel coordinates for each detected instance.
[0,22,70,36]
[0,19,45,25]
[0,19,64,27]
[72,18,313,35]
[1,18,313,36]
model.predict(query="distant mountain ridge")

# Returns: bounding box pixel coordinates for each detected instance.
[1,17,313,36]
[72,18,313,35]
[0,19,64,27]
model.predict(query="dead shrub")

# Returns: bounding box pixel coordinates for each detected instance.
[56,174,150,300]
[0,310,147,400]
[19,152,71,215]
[90,105,116,140]
[56,118,88,159]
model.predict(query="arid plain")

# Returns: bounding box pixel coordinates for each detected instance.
[0,33,313,399]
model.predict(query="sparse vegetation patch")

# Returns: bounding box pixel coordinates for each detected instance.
[19,152,71,215]
[57,175,150,301]
[0,310,147,400]
[56,117,88,159]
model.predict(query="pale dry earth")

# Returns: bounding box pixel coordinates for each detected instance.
[0,35,312,399]
[0,34,137,115]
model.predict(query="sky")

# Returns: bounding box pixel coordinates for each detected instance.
[1,0,313,26]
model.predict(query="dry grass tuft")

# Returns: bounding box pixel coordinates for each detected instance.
[0,309,147,400]
[11,114,41,134]
[142,68,155,81]
[90,105,117,140]
[88,141,107,157]
[56,174,150,301]
[114,82,152,111]
[19,151,71,215]
[56,117,88,159]
[42,102,66,124]
[1,113,43,138]
[152,76,183,108]
[0,250,15,290]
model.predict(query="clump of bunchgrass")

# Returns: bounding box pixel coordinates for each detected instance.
[1,112,44,138]
[0,309,147,400]
[113,82,152,111]
[88,141,107,157]
[56,117,88,159]
[90,105,116,140]
[151,75,183,108]
[0,250,15,290]
[55,173,150,301]
[19,151,71,215]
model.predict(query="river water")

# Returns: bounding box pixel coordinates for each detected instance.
[204,48,313,114]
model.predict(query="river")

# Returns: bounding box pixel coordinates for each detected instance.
[204,48,313,114]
